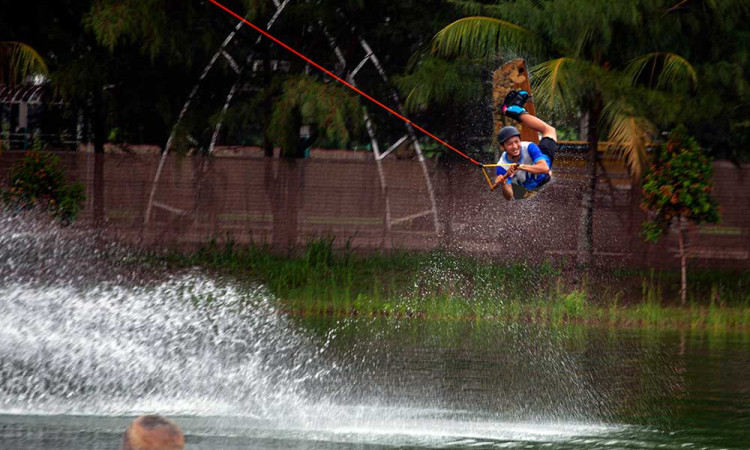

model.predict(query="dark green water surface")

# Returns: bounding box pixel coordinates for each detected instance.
[1,318,748,449]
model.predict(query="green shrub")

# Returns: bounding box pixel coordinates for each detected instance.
[561,289,587,319]
[641,126,720,242]
[2,148,86,224]
[1,121,10,153]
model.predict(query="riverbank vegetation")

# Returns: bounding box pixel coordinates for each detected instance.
[165,237,750,330]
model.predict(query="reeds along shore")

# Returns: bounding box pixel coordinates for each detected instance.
[163,237,750,330]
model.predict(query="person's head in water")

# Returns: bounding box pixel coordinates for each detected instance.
[497,126,522,159]
[121,415,185,450]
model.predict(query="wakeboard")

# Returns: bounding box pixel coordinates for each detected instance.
[492,59,538,145]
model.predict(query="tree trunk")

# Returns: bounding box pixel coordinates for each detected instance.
[93,152,105,226]
[576,94,601,268]
[262,133,274,157]
[265,158,302,251]
[677,217,687,305]
[261,53,275,158]
[280,107,302,158]
[92,89,106,154]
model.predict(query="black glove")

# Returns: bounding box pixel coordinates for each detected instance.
[501,90,530,110]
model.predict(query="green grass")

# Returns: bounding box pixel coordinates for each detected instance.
[163,236,750,330]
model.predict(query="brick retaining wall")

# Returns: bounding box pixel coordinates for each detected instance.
[1,150,747,269]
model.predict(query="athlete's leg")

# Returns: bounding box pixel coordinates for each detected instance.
[501,90,557,163]
[538,136,557,164]
[501,90,556,141]
[517,114,556,142]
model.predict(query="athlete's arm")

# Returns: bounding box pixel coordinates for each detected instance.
[518,160,549,174]
[500,181,513,201]
[493,168,516,201]
[519,143,550,174]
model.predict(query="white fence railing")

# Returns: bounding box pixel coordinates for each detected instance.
[1,131,78,151]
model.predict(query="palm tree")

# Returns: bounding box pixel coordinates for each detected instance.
[432,0,699,266]
[0,42,48,152]
[0,41,48,87]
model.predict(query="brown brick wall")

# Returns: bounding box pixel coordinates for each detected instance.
[1,151,747,269]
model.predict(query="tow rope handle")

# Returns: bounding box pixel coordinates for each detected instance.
[481,165,496,191]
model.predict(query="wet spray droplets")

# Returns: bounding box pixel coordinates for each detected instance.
[0,212,627,447]
[0,213,333,417]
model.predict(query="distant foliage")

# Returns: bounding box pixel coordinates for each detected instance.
[394,56,483,112]
[0,41,48,87]
[1,121,9,153]
[269,75,362,156]
[640,126,720,242]
[2,145,86,225]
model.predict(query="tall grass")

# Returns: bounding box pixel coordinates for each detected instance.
[165,236,750,330]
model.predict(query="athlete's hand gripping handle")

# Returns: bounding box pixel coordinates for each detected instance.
[490,164,518,191]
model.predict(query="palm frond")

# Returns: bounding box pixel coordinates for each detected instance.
[0,42,48,86]
[603,104,657,180]
[530,57,590,111]
[625,52,697,90]
[433,17,538,59]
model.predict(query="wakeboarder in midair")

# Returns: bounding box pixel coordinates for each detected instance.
[492,90,558,201]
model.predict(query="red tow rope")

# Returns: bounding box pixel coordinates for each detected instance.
[207,0,483,167]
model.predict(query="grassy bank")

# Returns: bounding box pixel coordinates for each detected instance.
[164,237,750,330]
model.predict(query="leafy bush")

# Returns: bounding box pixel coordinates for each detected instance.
[641,125,720,241]
[2,148,86,224]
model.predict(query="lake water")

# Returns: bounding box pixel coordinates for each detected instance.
[0,214,748,449]
[1,320,748,449]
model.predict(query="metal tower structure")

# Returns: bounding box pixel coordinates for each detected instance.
[145,3,441,241]
[145,0,291,223]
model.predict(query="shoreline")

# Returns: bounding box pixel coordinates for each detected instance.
[161,238,750,331]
